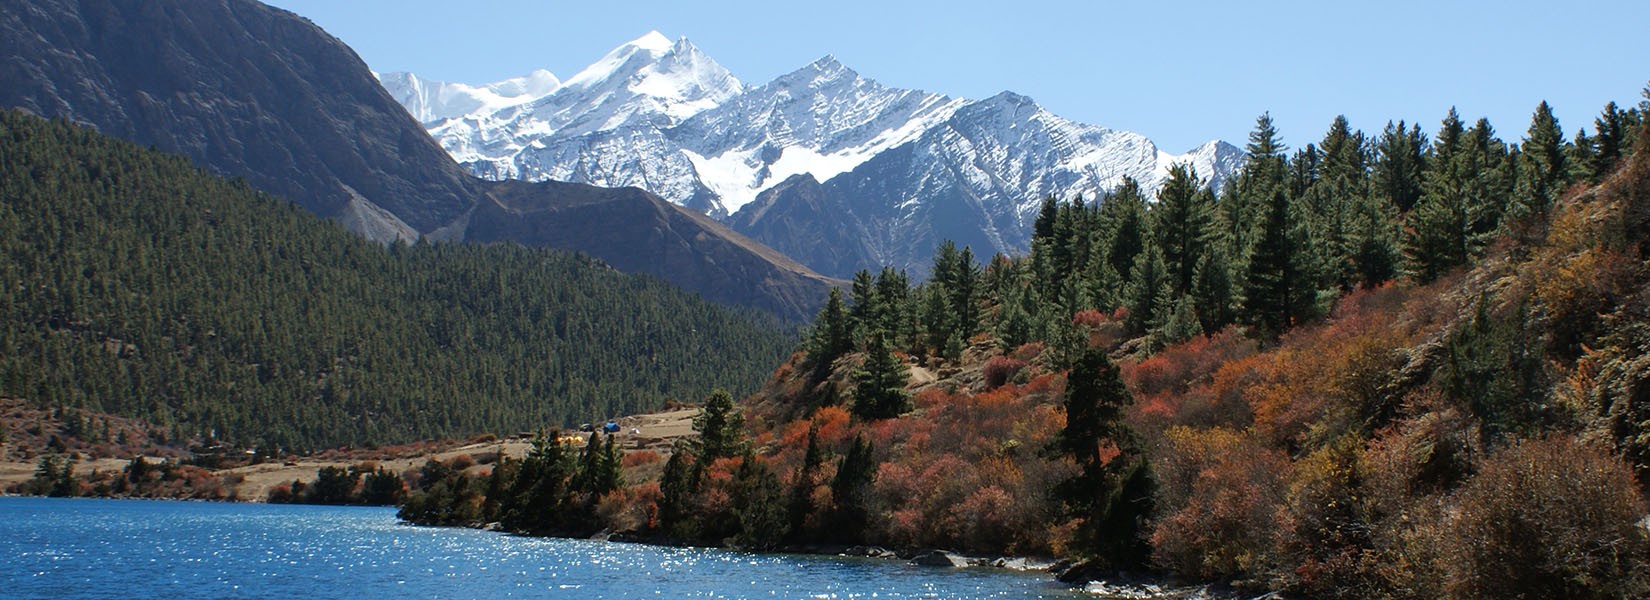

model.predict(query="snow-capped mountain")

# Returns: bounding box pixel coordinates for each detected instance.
[387,32,1243,277]
[378,69,561,124]
[731,93,1245,277]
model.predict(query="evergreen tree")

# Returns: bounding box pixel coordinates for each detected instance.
[306,466,358,505]
[1097,178,1149,283]
[1512,101,1568,220]
[1346,192,1400,288]
[806,288,853,379]
[360,467,406,506]
[692,389,746,464]
[1057,346,1154,566]
[597,434,623,495]
[574,431,603,494]
[506,432,573,534]
[851,332,909,421]
[658,442,694,536]
[1190,240,1236,333]
[1243,190,1315,339]
[1319,115,1369,185]
[1151,164,1211,297]
[1593,101,1626,179]
[787,424,827,540]
[1150,295,1204,351]
[994,283,1038,351]
[1405,109,1499,282]
[848,270,876,340]
[1123,243,1170,336]
[828,435,877,541]
[731,451,788,549]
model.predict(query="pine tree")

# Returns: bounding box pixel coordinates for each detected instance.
[1151,164,1211,297]
[1512,101,1568,220]
[1243,189,1315,339]
[1123,243,1170,336]
[1097,178,1149,283]
[574,431,603,494]
[1593,101,1626,179]
[1319,115,1369,184]
[1568,128,1598,182]
[828,435,877,540]
[731,452,787,549]
[506,433,573,534]
[1347,192,1400,288]
[787,424,827,540]
[851,331,909,421]
[658,442,694,535]
[806,288,853,379]
[848,270,876,343]
[1405,109,1496,283]
[1149,295,1203,351]
[1191,240,1236,333]
[693,389,746,464]
[1057,346,1154,566]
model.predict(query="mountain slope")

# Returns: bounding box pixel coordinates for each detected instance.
[467,179,842,320]
[0,0,479,238]
[0,1,838,320]
[0,109,797,450]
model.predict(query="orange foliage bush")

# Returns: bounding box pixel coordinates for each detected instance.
[621,450,662,469]
[1151,426,1292,579]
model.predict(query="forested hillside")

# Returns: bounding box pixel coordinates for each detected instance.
[0,111,795,451]
[398,92,1650,598]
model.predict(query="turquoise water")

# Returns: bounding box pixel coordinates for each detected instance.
[0,497,1079,599]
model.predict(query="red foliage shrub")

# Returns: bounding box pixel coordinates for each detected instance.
[1150,426,1292,579]
[1009,342,1045,363]
[621,450,662,469]
[1072,309,1109,328]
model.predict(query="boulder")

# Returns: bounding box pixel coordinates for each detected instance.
[910,550,970,568]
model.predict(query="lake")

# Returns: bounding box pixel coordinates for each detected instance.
[0,497,1081,599]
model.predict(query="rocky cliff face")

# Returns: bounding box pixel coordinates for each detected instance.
[0,0,837,320]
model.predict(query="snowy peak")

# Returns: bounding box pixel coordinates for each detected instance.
[560,30,672,91]
[382,33,1243,276]
[514,32,740,137]
[378,69,561,124]
[1155,139,1246,192]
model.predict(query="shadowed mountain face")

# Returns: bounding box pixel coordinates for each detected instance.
[0,0,479,234]
[0,0,837,320]
[470,180,842,320]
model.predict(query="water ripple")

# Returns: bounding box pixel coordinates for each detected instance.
[0,497,1078,599]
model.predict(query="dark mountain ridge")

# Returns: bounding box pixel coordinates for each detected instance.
[0,0,838,320]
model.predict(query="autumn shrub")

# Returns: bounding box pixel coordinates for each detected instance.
[1275,437,1380,597]
[446,454,476,471]
[621,450,662,469]
[1441,435,1650,600]
[954,485,1017,553]
[1150,426,1291,581]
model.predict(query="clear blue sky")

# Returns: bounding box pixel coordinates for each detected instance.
[267,0,1649,153]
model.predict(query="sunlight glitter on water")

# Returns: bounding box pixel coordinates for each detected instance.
[0,497,1080,599]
